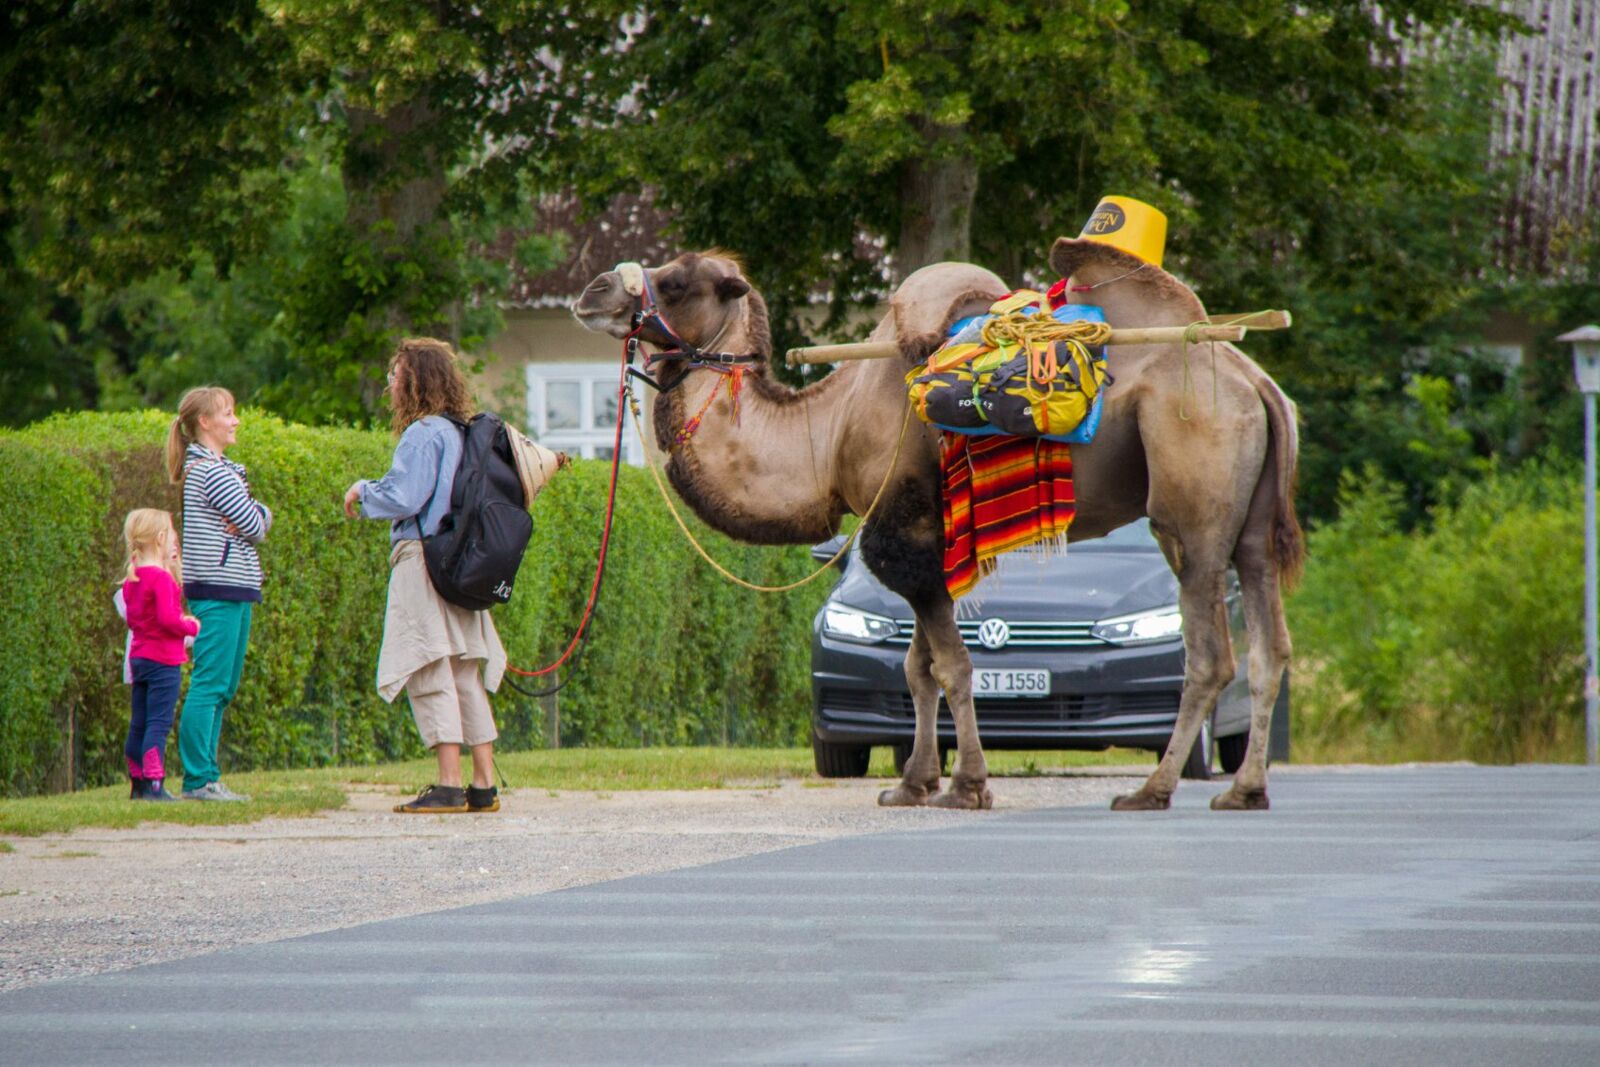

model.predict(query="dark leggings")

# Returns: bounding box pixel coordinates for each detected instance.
[127,658,181,779]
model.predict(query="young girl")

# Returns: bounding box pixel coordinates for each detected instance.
[120,509,200,802]
[166,386,272,803]
[343,338,506,814]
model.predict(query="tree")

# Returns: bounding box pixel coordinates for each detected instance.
[202,0,618,422]
[1,1,296,287]
[557,1,1535,521]
[7,0,1584,528]
[0,1,296,421]
[0,1,607,425]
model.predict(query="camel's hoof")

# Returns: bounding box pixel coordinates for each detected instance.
[1210,787,1269,811]
[928,780,993,811]
[1110,790,1171,811]
[878,783,936,807]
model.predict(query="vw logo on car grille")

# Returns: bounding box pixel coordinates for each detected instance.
[977,618,1010,650]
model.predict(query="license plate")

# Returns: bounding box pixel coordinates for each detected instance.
[973,668,1050,698]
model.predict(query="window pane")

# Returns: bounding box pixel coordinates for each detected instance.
[592,381,618,428]
[594,445,616,461]
[545,381,580,430]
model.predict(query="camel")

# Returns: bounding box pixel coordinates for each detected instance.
[573,240,1302,811]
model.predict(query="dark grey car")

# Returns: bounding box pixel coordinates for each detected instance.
[809,519,1269,780]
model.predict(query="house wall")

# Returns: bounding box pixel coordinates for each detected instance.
[481,307,650,459]
[467,307,612,434]
[1494,0,1600,277]
[490,307,620,367]
[478,307,616,400]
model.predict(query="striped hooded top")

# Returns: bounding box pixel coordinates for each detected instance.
[180,443,273,602]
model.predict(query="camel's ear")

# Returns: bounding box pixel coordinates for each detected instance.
[1048,237,1150,281]
[715,275,752,302]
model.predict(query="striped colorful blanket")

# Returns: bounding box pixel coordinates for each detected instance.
[941,432,1076,600]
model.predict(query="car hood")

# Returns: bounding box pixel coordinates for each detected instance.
[830,549,1179,622]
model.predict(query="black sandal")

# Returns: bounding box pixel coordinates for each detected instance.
[393,784,469,814]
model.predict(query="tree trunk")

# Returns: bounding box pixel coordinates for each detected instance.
[343,99,448,252]
[895,134,979,282]
[342,98,453,411]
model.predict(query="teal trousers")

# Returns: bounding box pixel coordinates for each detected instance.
[179,599,253,793]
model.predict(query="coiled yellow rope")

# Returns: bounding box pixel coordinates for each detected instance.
[976,312,1105,392]
[978,311,1113,351]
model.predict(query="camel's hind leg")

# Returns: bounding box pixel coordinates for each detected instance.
[1212,523,1292,811]
[1112,560,1236,811]
[877,621,943,806]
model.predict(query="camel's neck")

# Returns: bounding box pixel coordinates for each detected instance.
[651,295,849,545]
[655,370,850,546]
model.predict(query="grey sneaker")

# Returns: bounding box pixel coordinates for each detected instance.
[212,781,251,802]
[182,781,245,803]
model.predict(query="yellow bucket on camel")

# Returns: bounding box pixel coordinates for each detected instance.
[1078,195,1167,269]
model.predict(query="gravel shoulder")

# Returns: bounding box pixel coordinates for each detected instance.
[0,773,1145,992]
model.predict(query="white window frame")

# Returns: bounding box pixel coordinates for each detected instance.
[1471,342,1524,373]
[524,361,645,466]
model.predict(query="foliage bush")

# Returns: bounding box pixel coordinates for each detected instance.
[0,436,101,793]
[0,410,828,797]
[1289,457,1585,762]
[1417,462,1584,759]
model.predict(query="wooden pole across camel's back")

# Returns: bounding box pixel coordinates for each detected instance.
[784,310,1292,367]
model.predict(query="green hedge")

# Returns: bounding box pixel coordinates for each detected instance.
[1288,457,1586,762]
[0,410,829,796]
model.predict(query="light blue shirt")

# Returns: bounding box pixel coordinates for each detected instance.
[358,415,463,545]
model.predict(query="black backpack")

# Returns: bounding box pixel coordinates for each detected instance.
[423,413,533,611]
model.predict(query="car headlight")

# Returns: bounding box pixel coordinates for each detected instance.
[820,604,899,644]
[1091,605,1184,646]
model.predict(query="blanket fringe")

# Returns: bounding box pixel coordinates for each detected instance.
[941,433,1076,602]
[953,534,1070,617]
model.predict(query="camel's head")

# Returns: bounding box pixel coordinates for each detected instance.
[572,252,754,354]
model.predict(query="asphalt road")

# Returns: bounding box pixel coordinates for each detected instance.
[4,765,1599,1065]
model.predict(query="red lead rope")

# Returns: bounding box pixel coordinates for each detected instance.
[503,336,632,681]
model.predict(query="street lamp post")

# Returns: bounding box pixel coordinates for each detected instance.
[1558,325,1600,767]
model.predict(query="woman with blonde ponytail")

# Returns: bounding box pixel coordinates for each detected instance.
[167,386,272,803]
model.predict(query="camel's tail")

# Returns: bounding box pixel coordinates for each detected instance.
[1256,370,1305,590]
[1223,343,1305,589]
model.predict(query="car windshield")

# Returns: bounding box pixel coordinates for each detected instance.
[970,518,1159,582]
[1071,517,1160,551]
[832,517,1159,568]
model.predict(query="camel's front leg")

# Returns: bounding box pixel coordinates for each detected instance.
[1113,567,1234,811]
[878,624,942,806]
[917,599,993,810]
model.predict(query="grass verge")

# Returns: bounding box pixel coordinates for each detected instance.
[0,746,1153,838]
[0,778,348,837]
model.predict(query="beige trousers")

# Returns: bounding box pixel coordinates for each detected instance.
[377,541,506,703]
[405,654,498,749]
[376,540,507,750]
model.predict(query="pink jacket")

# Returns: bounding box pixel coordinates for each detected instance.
[122,567,199,666]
